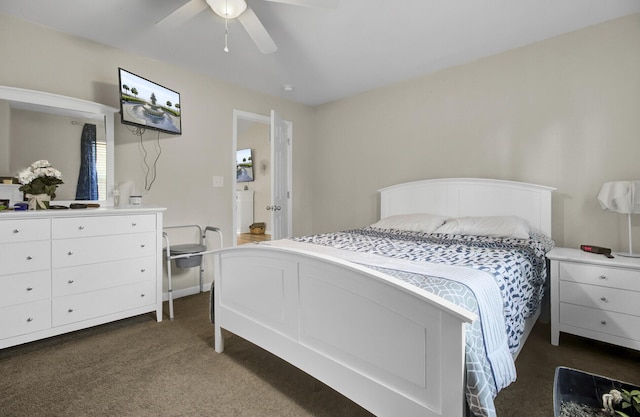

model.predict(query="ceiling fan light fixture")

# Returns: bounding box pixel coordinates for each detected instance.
[207,0,247,19]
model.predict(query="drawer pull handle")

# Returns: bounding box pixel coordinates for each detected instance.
[140,244,146,248]
[26,287,33,291]
[26,256,33,260]
[601,320,607,325]
[599,275,607,280]
[26,317,33,322]
[140,293,146,298]
[68,251,74,256]
[68,280,74,284]
[68,308,74,313]
[13,229,19,234]
[600,297,608,302]
[132,222,137,227]
[140,268,146,273]
[78,225,85,230]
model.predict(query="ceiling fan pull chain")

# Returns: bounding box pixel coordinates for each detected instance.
[224,18,229,52]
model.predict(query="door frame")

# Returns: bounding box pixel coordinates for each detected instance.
[232,109,292,245]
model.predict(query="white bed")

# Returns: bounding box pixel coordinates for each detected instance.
[212,178,555,417]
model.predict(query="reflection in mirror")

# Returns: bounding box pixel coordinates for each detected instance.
[0,86,117,206]
[8,109,107,201]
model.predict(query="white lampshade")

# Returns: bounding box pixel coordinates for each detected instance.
[597,180,640,257]
[206,0,247,19]
[597,180,640,214]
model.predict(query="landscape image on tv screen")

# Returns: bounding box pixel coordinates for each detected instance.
[118,68,181,135]
[237,148,254,182]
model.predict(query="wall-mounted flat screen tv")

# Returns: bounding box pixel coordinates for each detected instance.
[237,148,254,182]
[118,67,182,135]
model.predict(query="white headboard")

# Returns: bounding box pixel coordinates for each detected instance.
[379,178,555,236]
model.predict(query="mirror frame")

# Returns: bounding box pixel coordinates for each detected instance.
[0,85,118,206]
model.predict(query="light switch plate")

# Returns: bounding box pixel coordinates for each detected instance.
[212,176,224,187]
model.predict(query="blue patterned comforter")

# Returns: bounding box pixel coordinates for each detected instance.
[282,227,554,417]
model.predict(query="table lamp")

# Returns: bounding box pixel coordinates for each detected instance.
[597,180,640,257]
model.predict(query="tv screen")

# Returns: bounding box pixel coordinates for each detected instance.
[237,148,254,182]
[118,67,182,135]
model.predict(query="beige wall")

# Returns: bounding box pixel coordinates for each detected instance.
[0,13,315,293]
[1,11,639,280]
[313,14,640,250]
[0,13,315,229]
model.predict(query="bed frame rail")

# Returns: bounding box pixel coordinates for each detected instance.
[213,246,476,417]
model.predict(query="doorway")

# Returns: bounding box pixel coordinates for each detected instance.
[232,110,292,246]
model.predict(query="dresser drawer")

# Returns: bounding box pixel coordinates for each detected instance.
[53,257,156,297]
[0,241,51,275]
[560,303,640,342]
[52,232,156,268]
[0,218,50,243]
[0,300,51,339]
[559,280,640,316]
[52,281,155,327]
[0,270,51,307]
[52,215,156,239]
[559,262,640,292]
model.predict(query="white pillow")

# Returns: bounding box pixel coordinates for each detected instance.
[370,213,447,233]
[434,216,530,239]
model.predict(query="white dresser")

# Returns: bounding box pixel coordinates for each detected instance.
[547,247,640,351]
[0,207,165,349]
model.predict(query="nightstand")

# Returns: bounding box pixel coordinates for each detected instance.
[546,247,640,351]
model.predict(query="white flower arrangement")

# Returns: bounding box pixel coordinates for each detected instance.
[17,160,64,198]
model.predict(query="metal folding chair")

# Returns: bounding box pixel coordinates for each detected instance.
[163,225,222,320]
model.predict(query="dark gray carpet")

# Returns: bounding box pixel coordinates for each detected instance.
[1,292,638,416]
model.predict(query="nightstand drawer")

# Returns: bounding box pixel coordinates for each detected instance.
[559,262,640,292]
[559,280,640,316]
[560,303,640,342]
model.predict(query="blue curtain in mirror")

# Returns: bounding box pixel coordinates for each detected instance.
[75,123,98,200]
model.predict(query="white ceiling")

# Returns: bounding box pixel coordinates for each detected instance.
[1,0,639,106]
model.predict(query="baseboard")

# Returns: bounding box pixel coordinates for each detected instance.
[163,282,212,301]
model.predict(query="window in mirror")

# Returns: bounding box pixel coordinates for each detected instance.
[97,141,107,200]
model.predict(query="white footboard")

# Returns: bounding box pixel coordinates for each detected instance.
[213,245,477,417]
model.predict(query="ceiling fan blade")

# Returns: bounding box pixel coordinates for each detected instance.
[264,0,338,8]
[237,7,278,54]
[156,0,209,26]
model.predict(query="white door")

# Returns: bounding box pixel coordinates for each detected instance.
[269,110,291,239]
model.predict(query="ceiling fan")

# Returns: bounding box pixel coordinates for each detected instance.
[157,0,338,54]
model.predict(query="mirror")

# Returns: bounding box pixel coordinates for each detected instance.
[0,86,117,206]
